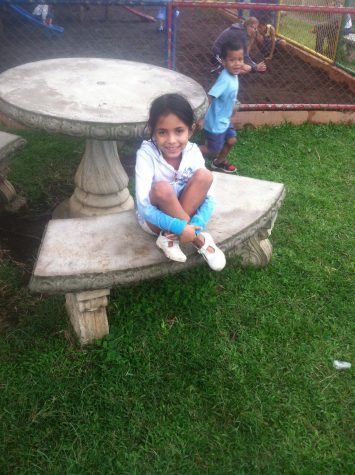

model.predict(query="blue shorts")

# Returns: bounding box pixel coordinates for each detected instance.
[204,126,237,154]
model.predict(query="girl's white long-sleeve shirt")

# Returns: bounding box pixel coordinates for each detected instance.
[135,140,215,236]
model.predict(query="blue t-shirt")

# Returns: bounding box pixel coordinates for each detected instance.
[204,69,238,135]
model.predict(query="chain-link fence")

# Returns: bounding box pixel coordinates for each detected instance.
[0,1,354,108]
[0,2,167,72]
[172,1,354,107]
[278,0,354,74]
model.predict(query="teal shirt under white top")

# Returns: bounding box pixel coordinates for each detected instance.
[204,69,239,135]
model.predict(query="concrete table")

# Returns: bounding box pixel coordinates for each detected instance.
[0,58,208,217]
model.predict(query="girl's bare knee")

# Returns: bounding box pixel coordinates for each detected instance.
[194,168,213,186]
[227,137,237,146]
[150,181,174,202]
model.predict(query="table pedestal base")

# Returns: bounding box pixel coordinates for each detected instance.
[68,139,134,217]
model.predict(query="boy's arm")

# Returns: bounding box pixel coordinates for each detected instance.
[239,64,252,74]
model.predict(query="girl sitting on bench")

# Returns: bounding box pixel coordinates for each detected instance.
[135,93,226,271]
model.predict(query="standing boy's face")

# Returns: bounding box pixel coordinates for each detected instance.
[222,49,244,76]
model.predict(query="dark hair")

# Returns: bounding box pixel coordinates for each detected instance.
[259,15,271,26]
[220,40,244,59]
[147,93,195,138]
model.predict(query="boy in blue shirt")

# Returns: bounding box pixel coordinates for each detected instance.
[200,41,244,173]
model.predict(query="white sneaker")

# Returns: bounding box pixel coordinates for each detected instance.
[156,232,187,263]
[197,232,226,271]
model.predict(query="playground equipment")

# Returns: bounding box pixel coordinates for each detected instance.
[8,4,64,33]
[123,6,156,22]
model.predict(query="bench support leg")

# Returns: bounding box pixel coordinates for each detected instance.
[0,175,16,203]
[231,213,278,267]
[65,289,110,345]
[0,175,27,213]
[237,230,273,267]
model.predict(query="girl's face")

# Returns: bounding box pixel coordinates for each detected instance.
[153,113,192,162]
[258,24,267,35]
[246,22,258,38]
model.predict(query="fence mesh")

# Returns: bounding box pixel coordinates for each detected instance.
[0,3,166,73]
[175,5,354,105]
[278,1,350,66]
[0,1,354,107]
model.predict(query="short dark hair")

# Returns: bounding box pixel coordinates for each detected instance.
[220,41,244,59]
[147,93,195,138]
[259,15,271,26]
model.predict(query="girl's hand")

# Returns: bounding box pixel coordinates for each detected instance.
[164,232,178,241]
[180,224,201,243]
[256,61,267,72]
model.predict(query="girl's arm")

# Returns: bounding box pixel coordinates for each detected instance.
[266,25,276,60]
[190,195,215,233]
[135,148,188,236]
[244,52,266,72]
[188,147,216,232]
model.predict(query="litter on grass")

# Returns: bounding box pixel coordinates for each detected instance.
[333,360,351,370]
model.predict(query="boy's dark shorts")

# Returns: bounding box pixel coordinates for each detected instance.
[204,126,237,154]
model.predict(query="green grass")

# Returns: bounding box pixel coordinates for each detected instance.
[278,14,317,50]
[278,13,355,73]
[2,130,84,212]
[0,123,354,474]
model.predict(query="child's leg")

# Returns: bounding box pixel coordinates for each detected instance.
[204,128,237,168]
[150,169,213,221]
[201,129,224,165]
[150,181,190,224]
[210,127,237,173]
[147,181,188,261]
[149,176,225,269]
[179,171,225,265]
[199,143,209,158]
[148,173,212,262]
[214,136,236,165]
[179,169,213,217]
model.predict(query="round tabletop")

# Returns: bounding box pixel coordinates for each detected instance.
[0,58,208,140]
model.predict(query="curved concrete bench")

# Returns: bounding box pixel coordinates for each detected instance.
[0,131,27,212]
[29,173,285,344]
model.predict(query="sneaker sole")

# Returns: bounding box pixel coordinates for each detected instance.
[210,163,237,174]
